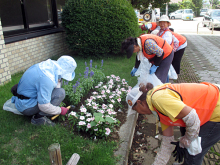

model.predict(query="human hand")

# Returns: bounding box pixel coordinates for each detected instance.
[171,141,187,163]
[179,135,192,148]
[60,107,69,115]
[149,65,159,74]
[130,68,138,77]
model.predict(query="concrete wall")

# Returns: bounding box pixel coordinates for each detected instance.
[0,19,70,85]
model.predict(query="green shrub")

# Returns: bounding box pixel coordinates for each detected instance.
[62,0,139,59]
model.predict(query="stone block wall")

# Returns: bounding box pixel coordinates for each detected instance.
[0,19,71,85]
[0,19,11,85]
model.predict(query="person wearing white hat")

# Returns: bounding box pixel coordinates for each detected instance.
[158,15,187,75]
[126,82,220,165]
[11,55,77,126]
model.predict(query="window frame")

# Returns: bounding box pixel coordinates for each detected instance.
[2,0,64,44]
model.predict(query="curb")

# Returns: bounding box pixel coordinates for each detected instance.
[115,111,139,165]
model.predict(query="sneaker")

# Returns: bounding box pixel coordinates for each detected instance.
[31,115,55,126]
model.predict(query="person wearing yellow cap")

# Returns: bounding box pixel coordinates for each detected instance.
[121,34,174,83]
[126,82,220,164]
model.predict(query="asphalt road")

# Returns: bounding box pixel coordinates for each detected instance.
[169,17,220,35]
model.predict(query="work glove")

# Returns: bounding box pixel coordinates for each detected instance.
[130,68,138,77]
[149,65,159,74]
[60,107,69,115]
[171,141,188,163]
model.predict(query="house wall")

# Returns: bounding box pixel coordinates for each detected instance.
[0,19,70,85]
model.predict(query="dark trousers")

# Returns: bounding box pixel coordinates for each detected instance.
[172,48,185,74]
[181,121,220,165]
[155,51,174,83]
[21,88,65,116]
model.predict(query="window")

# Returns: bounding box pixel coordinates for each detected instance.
[0,0,66,43]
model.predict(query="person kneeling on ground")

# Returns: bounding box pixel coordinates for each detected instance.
[11,55,77,126]
[126,82,220,165]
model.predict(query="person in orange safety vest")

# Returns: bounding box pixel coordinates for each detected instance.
[126,82,220,165]
[121,34,174,83]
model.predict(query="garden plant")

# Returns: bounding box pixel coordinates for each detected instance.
[62,59,132,139]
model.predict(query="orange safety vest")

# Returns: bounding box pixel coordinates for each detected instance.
[151,82,219,127]
[139,34,172,61]
[150,22,158,31]
[159,29,187,47]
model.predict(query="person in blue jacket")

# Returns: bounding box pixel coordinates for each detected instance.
[11,55,77,126]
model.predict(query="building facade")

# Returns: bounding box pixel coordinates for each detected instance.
[0,0,70,85]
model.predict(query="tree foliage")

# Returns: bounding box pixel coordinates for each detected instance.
[62,0,139,59]
[128,0,170,9]
[179,0,202,17]
[160,3,180,15]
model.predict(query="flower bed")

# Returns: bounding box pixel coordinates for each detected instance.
[62,60,132,139]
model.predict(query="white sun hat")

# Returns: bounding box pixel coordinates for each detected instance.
[57,55,77,81]
[39,55,77,84]
[126,86,143,111]
[159,15,171,26]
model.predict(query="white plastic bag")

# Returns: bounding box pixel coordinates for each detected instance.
[168,65,178,80]
[3,99,23,115]
[135,55,162,87]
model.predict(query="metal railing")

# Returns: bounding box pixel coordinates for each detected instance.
[197,21,214,34]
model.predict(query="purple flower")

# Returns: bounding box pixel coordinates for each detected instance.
[90,60,93,68]
[101,59,103,67]
[79,73,82,76]
[95,65,97,68]
[90,71,94,77]
[85,62,87,66]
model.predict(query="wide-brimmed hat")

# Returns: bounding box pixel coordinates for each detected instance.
[57,56,77,81]
[159,15,171,26]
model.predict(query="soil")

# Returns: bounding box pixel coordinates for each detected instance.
[128,114,159,165]
[55,89,155,164]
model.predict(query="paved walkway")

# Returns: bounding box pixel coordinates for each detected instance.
[134,34,220,165]
[181,34,220,165]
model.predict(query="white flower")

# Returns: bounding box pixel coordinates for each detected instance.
[111,99,115,103]
[93,91,98,95]
[93,105,98,109]
[80,116,85,120]
[79,121,86,125]
[109,104,113,108]
[94,128,98,131]
[68,111,77,117]
[86,118,91,122]
[86,113,92,117]
[87,123,91,128]
[80,107,87,113]
[117,98,121,102]
[102,104,107,109]
[106,89,110,93]
[105,128,111,135]
[102,94,106,98]
[101,90,105,94]
[103,85,107,89]
[109,95,113,99]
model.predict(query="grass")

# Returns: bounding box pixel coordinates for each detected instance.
[0,54,138,165]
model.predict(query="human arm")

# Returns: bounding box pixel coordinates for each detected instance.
[176,106,200,148]
[144,39,164,66]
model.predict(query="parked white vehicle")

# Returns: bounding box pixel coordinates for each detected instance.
[169,9,183,19]
[182,9,194,21]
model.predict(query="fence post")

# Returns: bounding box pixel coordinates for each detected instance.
[48,143,62,165]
